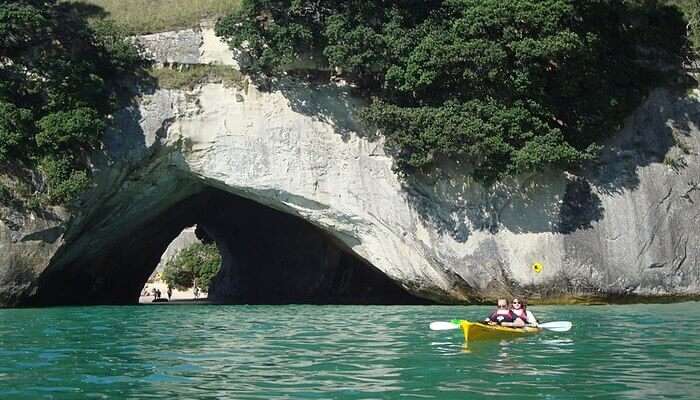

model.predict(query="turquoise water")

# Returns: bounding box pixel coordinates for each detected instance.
[1,303,698,399]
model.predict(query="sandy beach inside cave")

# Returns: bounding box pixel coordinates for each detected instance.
[138,280,207,303]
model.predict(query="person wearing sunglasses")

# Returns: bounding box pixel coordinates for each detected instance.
[484,298,517,325]
[510,298,539,327]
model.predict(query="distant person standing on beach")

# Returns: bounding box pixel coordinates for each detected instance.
[167,286,172,300]
[193,278,199,299]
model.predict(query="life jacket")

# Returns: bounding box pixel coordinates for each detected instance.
[511,308,529,324]
[488,309,515,324]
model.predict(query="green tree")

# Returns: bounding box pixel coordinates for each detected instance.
[162,243,222,292]
[0,0,144,204]
[667,0,700,55]
[0,101,32,162]
[217,0,688,184]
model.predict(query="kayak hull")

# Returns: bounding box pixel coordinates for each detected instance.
[458,320,541,342]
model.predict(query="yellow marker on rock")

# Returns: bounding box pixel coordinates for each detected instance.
[532,262,543,273]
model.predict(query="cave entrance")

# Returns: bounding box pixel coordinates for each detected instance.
[32,187,427,306]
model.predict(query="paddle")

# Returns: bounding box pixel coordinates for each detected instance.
[429,321,460,330]
[537,321,572,332]
[429,320,572,332]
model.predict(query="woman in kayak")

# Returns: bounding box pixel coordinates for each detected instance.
[510,298,539,327]
[484,298,517,325]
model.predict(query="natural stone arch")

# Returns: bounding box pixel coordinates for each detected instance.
[26,187,427,306]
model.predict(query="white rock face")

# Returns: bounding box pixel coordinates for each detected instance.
[130,25,700,301]
[138,24,242,68]
[137,78,700,302]
[150,227,201,278]
[175,83,458,296]
[1,25,699,305]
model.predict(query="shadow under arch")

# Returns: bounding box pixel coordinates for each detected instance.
[27,187,428,306]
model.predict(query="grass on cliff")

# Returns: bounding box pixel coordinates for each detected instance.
[73,0,240,34]
[150,65,247,90]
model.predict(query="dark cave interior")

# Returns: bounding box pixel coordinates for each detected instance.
[29,188,427,306]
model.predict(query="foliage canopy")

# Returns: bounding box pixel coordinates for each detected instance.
[217,0,689,183]
[0,0,143,204]
[162,243,222,292]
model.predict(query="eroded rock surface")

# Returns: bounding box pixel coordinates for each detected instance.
[1,25,699,306]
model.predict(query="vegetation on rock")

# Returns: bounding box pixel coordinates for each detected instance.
[217,0,691,184]
[162,243,222,292]
[0,0,143,204]
[667,0,700,56]
[150,64,246,90]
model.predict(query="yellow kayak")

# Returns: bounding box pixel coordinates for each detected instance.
[457,320,541,343]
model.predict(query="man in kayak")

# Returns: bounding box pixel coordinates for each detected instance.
[484,298,518,326]
[510,298,539,327]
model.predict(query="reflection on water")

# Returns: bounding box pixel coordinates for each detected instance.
[0,303,698,399]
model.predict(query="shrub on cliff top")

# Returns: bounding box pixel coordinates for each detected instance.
[216,0,688,184]
[0,0,143,204]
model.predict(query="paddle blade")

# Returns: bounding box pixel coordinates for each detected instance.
[539,321,572,332]
[430,321,460,331]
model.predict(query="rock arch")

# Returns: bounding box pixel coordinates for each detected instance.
[27,186,427,306]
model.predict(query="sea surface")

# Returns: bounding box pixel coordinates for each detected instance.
[1,303,698,399]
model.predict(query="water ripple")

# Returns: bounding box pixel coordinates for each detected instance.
[0,303,699,399]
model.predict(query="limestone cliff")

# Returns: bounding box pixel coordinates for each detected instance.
[1,25,699,306]
[150,227,201,279]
